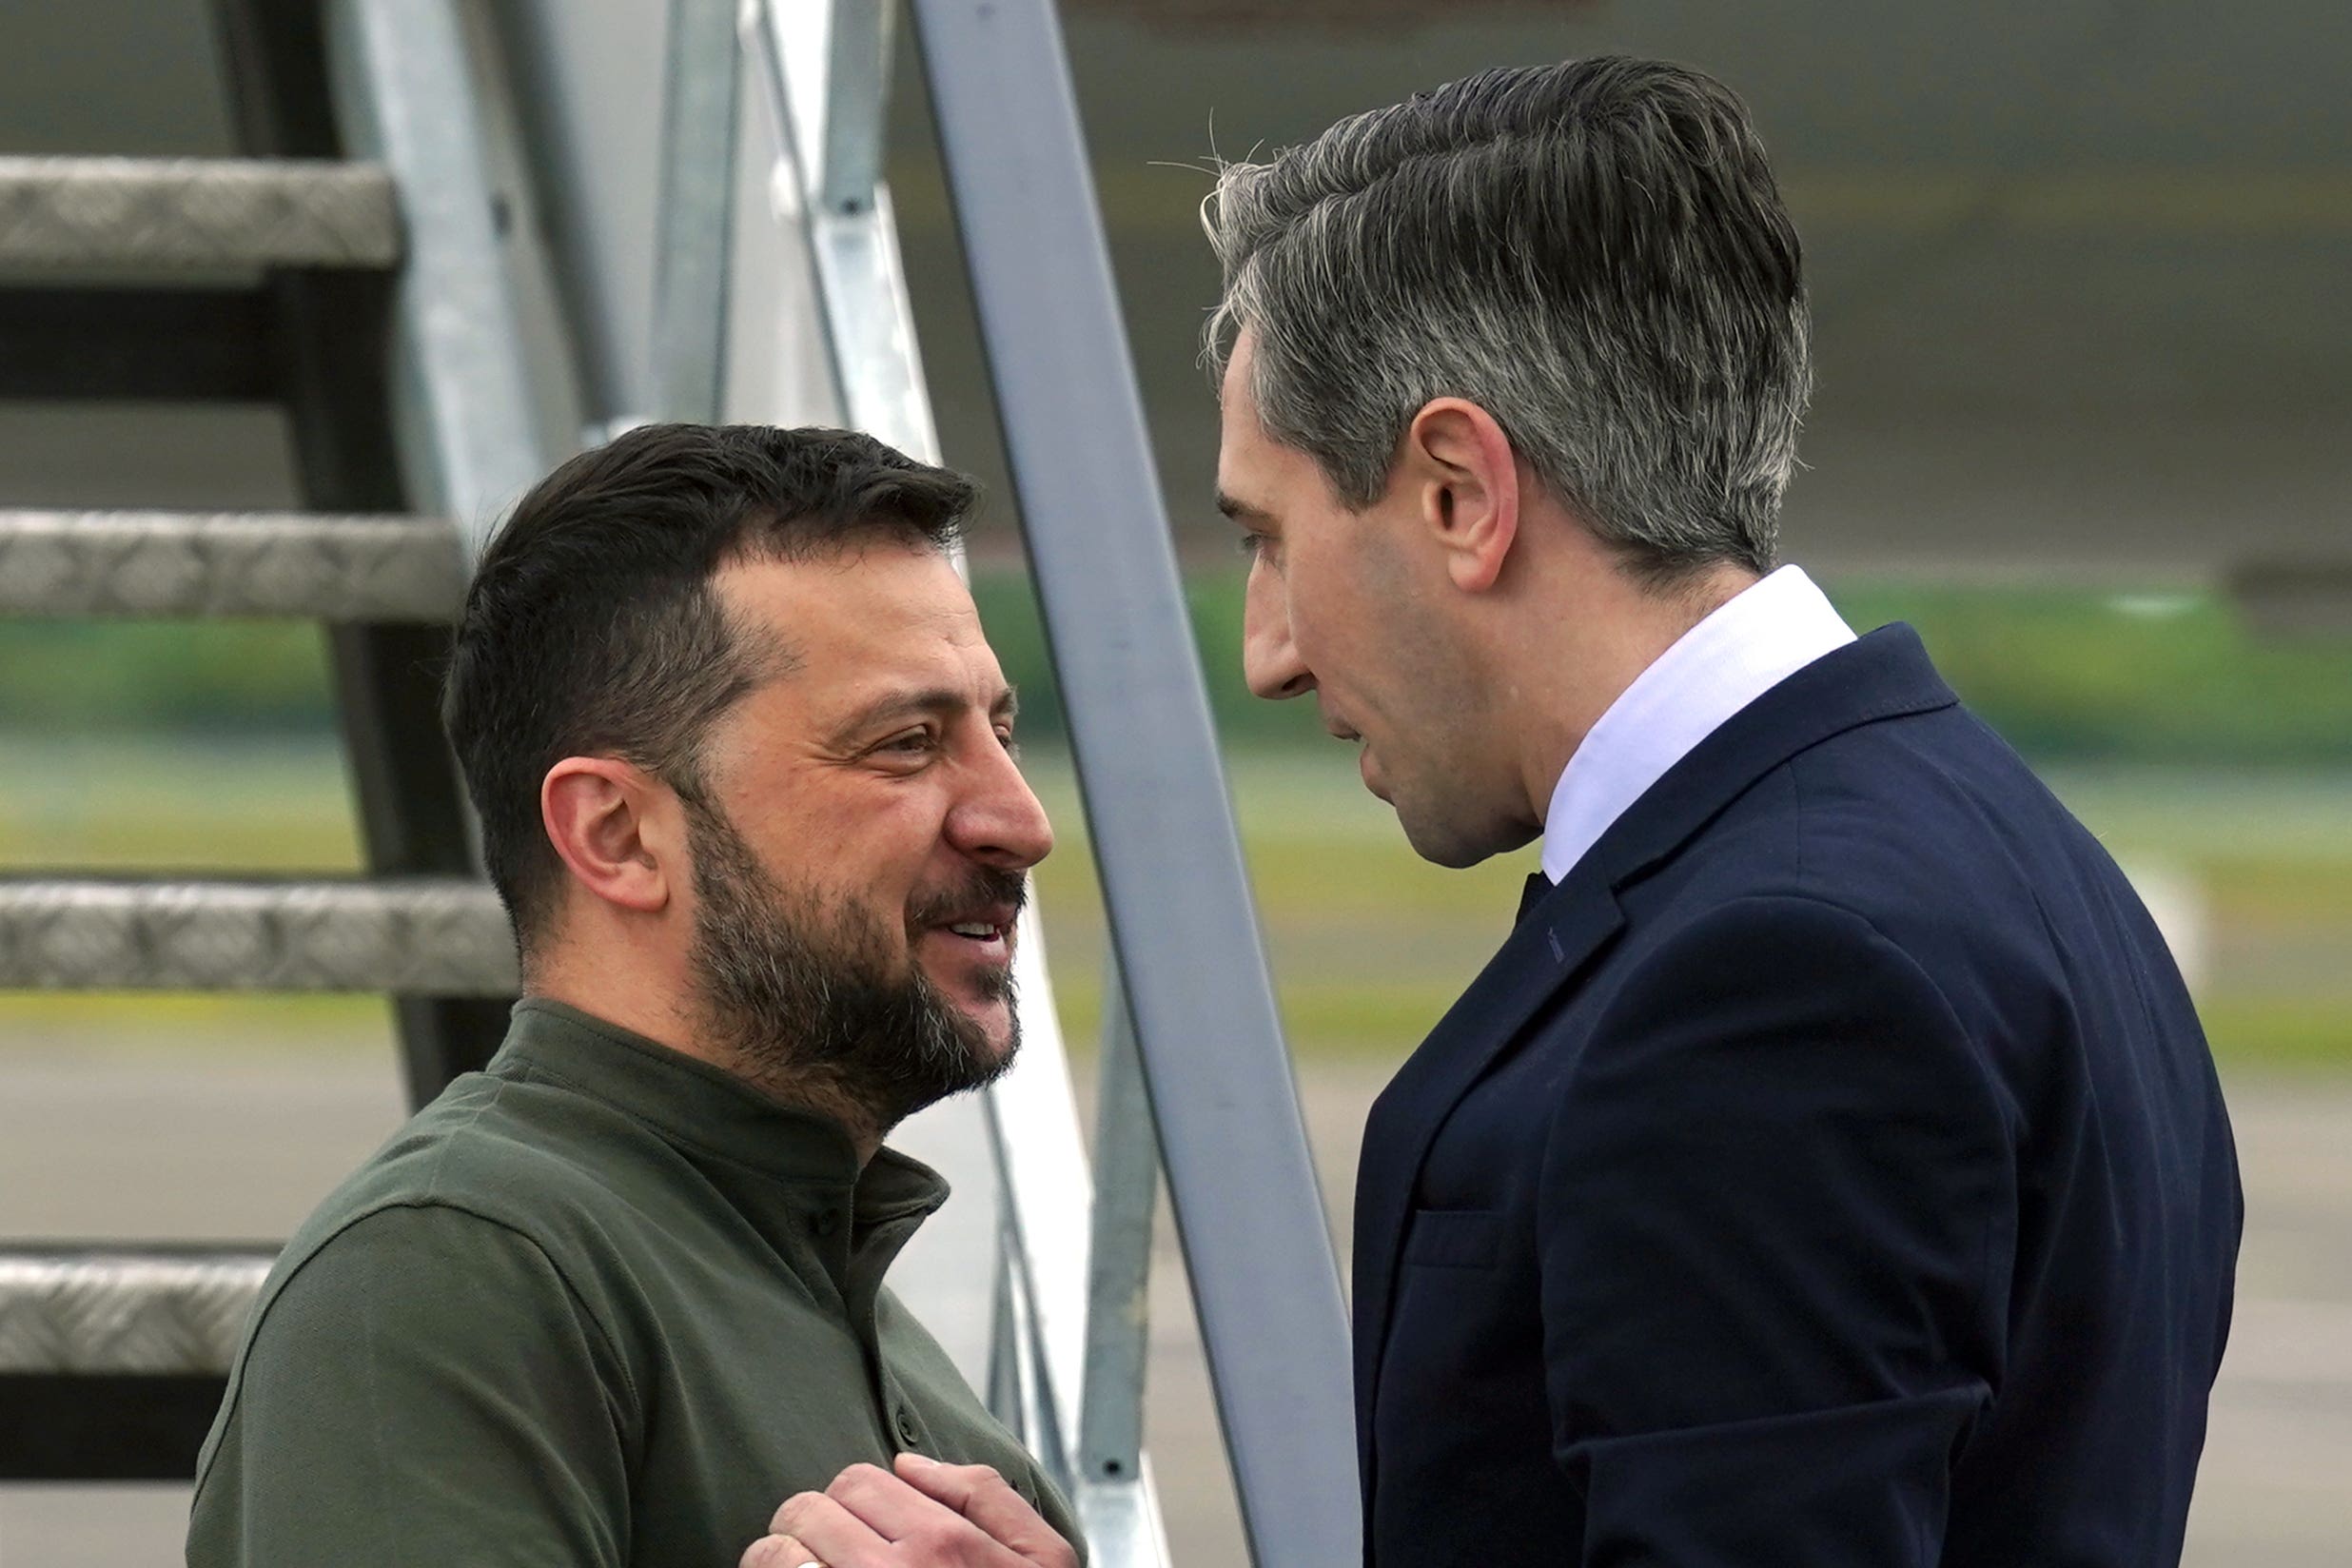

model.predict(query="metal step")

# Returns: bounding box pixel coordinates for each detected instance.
[0,156,400,269]
[0,509,464,619]
[0,1248,274,1377]
[0,877,516,994]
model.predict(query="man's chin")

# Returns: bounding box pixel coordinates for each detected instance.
[959,999,1021,1064]
[917,956,1016,1031]
[920,975,1020,1057]
[1394,794,1530,871]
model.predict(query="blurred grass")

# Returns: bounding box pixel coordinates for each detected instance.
[2195,999,2352,1071]
[3,737,2347,1069]
[1020,753,2352,1070]
[1,990,387,1043]
[4,570,2350,1070]
[0,737,362,871]
[9,573,2352,765]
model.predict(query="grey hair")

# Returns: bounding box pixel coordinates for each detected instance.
[1202,57,1811,581]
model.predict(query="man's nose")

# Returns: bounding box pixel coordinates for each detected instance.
[1242,565,1314,701]
[949,738,1055,872]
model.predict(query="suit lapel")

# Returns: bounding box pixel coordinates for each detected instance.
[1348,624,1961,1501]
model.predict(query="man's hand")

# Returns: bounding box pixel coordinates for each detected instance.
[739,1453,1079,1568]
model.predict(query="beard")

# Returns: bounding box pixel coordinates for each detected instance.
[682,794,1023,1135]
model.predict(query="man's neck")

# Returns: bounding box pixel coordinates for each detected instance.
[1510,560,1760,828]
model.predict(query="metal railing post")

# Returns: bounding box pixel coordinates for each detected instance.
[816,0,892,213]
[1075,961,1172,1565]
[324,0,545,557]
[650,0,740,422]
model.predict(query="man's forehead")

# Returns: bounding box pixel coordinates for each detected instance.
[1215,407,1292,528]
[714,551,993,690]
[715,546,966,628]
[1221,325,1257,388]
[1215,333,1284,501]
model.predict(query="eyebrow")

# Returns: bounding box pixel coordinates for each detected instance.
[830,684,1019,744]
[1215,490,1273,526]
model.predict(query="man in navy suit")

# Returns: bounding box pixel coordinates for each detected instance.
[1204,57,2241,1566]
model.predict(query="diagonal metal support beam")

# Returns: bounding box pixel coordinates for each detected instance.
[324,0,548,556]
[745,0,938,459]
[650,0,740,422]
[815,0,892,214]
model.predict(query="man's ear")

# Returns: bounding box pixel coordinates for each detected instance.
[540,756,677,918]
[1404,398,1520,593]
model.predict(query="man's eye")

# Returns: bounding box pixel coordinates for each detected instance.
[1236,532,1265,560]
[996,727,1021,757]
[878,730,936,755]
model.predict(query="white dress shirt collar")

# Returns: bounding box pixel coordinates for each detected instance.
[1539,564,1856,885]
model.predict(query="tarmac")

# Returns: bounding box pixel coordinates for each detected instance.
[0,1032,2342,1565]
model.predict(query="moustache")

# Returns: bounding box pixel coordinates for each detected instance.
[906,866,1030,931]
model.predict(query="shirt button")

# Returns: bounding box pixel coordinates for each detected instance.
[811,1208,840,1238]
[894,1407,921,1446]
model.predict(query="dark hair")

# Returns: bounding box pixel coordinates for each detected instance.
[1204,56,1809,581]
[443,422,974,956]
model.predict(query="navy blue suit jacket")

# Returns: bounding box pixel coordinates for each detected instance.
[1352,625,2242,1566]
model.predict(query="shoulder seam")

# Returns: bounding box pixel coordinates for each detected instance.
[418,1076,504,1203]
[195,1197,644,1496]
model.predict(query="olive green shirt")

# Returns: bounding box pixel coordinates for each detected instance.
[187,999,1079,1566]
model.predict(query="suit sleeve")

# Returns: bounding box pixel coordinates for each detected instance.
[1538,894,2011,1566]
[187,1203,636,1568]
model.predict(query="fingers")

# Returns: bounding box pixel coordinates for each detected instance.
[892,1455,1080,1568]
[738,1531,822,1568]
[823,1461,945,1539]
[754,1459,1077,1568]
[764,1489,890,1565]
[821,1461,1034,1565]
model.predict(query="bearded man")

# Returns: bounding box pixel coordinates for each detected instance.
[187,423,1080,1568]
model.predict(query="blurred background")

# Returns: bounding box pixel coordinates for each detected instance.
[3,0,2347,1562]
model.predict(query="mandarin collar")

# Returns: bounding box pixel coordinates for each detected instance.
[491,997,949,1223]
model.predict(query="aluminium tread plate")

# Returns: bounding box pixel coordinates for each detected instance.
[0,877,516,994]
[0,509,464,619]
[0,1249,276,1377]
[0,156,400,269]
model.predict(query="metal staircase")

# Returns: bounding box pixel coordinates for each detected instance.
[0,0,541,1481]
[0,2,1358,1560]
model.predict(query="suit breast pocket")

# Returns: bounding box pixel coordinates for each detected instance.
[1401,1206,1504,1269]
